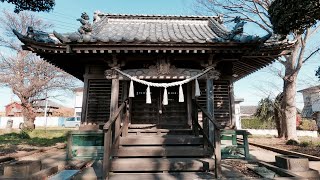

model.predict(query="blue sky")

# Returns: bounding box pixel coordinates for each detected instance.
[0,0,319,111]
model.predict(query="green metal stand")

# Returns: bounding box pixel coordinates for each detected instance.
[67,131,104,160]
[220,130,249,159]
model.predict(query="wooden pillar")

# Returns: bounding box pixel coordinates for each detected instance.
[229,78,236,128]
[214,128,222,178]
[110,77,120,149]
[187,83,192,127]
[191,81,199,136]
[110,78,120,118]
[103,129,112,179]
[81,70,89,124]
[122,81,129,137]
[206,79,214,145]
[207,79,222,178]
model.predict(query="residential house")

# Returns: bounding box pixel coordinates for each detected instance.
[235,98,244,129]
[73,87,83,117]
[298,85,320,126]
[240,106,258,118]
[4,100,69,117]
[5,102,22,117]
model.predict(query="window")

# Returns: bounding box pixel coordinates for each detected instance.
[66,117,75,121]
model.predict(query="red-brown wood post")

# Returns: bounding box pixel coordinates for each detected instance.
[123,101,129,137]
[187,83,192,127]
[103,129,112,179]
[193,101,200,137]
[110,76,120,149]
[203,116,209,152]
[214,128,222,178]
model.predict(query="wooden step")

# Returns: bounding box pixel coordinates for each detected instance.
[110,158,215,172]
[109,172,215,180]
[113,146,210,157]
[128,128,193,135]
[129,124,190,129]
[120,135,203,145]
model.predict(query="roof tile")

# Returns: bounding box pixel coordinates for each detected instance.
[91,14,229,44]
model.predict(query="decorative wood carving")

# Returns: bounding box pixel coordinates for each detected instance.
[105,69,118,79]
[105,56,220,80]
[105,67,220,80]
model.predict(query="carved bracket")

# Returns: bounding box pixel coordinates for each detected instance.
[206,69,221,80]
[105,69,118,79]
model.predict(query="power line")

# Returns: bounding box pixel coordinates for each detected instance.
[52,11,79,19]
[41,17,79,28]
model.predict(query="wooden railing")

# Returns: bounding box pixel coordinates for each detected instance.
[192,100,222,178]
[103,99,129,179]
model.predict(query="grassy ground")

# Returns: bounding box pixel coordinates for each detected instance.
[0,129,70,155]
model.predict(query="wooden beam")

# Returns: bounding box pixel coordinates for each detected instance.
[228,77,236,128]
[187,83,192,127]
[81,68,89,124]
[103,129,112,179]
[206,79,214,144]
[109,78,120,149]
[214,129,222,178]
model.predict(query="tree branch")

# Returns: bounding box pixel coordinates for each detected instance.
[303,47,320,64]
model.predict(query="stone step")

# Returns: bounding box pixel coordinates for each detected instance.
[109,172,216,180]
[128,128,193,135]
[120,135,203,146]
[111,158,215,172]
[113,146,210,157]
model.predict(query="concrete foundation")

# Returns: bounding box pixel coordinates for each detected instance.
[4,160,41,177]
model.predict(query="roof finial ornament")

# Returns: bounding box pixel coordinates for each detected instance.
[225,16,271,43]
[93,10,101,23]
[77,12,92,35]
[231,16,245,36]
[12,26,57,44]
[217,14,224,24]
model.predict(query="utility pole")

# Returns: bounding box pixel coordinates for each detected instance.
[44,94,48,133]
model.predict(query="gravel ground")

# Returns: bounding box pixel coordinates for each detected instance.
[222,159,261,178]
[249,137,320,157]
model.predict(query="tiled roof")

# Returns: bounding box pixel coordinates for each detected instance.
[240,106,257,115]
[92,14,229,44]
[298,85,320,93]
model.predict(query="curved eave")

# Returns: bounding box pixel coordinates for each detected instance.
[20,37,288,54]
[18,35,295,81]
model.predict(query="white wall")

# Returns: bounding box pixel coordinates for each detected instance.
[74,91,83,117]
[235,102,242,129]
[0,116,66,129]
[244,129,318,137]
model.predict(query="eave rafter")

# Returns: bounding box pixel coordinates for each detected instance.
[18,35,294,81]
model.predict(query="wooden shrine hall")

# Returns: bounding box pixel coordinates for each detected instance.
[14,12,294,179]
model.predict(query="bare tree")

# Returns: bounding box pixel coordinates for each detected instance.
[0,10,77,130]
[195,0,320,140]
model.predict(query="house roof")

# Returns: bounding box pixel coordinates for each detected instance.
[235,98,244,103]
[240,106,257,115]
[5,102,20,107]
[73,87,83,92]
[298,85,320,93]
[33,100,61,109]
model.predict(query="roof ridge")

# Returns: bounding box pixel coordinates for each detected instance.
[98,13,221,21]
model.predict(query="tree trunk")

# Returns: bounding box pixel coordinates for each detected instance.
[274,93,284,138]
[282,74,298,140]
[274,106,284,138]
[21,101,36,130]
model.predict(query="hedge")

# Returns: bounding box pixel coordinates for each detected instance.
[241,118,318,131]
[241,118,276,129]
